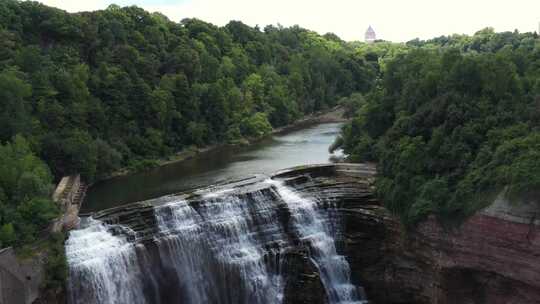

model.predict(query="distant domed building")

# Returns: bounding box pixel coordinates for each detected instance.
[365,26,376,43]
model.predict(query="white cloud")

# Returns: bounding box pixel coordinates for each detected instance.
[40,0,540,42]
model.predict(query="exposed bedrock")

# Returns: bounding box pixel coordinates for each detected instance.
[85,163,539,304]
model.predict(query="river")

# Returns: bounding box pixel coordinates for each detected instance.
[82,122,344,212]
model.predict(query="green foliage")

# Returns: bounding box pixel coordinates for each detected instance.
[0,1,378,182]
[0,68,32,141]
[41,130,98,180]
[240,112,273,139]
[18,198,58,230]
[0,135,58,247]
[128,159,160,173]
[42,232,67,291]
[351,41,409,72]
[95,139,122,179]
[0,224,16,247]
[338,93,366,118]
[339,30,540,226]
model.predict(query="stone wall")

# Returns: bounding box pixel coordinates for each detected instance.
[51,174,86,232]
[52,175,81,206]
[0,247,44,304]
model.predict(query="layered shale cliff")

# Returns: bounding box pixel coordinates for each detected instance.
[348,194,540,304]
[70,163,540,304]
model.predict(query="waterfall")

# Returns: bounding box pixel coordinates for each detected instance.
[66,180,367,304]
[153,193,285,304]
[65,218,148,304]
[267,180,366,304]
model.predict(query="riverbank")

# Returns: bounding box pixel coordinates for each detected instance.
[95,106,347,185]
[82,119,346,212]
[273,106,346,134]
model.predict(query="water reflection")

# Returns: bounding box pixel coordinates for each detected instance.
[83,122,343,212]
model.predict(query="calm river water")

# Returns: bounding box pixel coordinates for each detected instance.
[82,122,344,212]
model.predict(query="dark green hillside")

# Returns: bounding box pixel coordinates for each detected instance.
[0,0,376,181]
[0,0,383,271]
[337,29,540,225]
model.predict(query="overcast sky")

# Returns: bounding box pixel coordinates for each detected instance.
[40,0,540,42]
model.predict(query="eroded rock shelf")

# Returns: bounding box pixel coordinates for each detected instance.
[77,163,539,304]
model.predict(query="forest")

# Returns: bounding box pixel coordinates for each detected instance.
[0,0,378,182]
[336,29,540,226]
[1,0,539,258]
[0,0,379,249]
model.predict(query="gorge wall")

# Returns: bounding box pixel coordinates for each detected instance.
[67,163,540,304]
[0,247,44,304]
[338,180,540,303]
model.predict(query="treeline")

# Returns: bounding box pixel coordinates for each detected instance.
[0,0,377,183]
[0,136,58,248]
[0,0,380,252]
[336,28,540,225]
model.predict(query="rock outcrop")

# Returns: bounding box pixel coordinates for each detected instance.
[52,174,87,232]
[82,163,539,304]
[0,174,89,304]
[336,174,540,304]
[0,247,45,304]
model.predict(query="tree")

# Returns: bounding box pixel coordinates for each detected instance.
[240,113,273,139]
[0,135,56,247]
[0,69,31,141]
[41,130,98,180]
[339,42,540,226]
[0,0,379,180]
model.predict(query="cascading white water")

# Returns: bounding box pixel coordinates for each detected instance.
[66,181,367,304]
[65,218,148,304]
[267,179,367,304]
[153,191,286,304]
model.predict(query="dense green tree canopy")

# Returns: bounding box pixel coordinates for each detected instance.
[0,135,58,247]
[3,0,538,241]
[0,0,377,181]
[338,30,540,226]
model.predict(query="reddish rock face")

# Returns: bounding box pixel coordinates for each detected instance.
[69,163,538,304]
[342,193,540,304]
[418,213,540,304]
